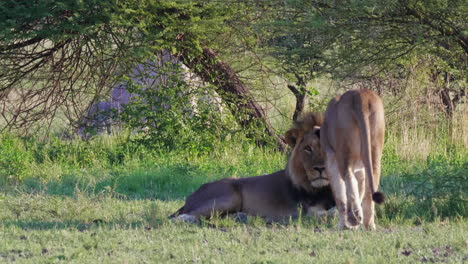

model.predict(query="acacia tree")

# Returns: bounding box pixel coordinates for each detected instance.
[259,2,333,120]
[265,0,466,116]
[0,0,143,132]
[0,0,285,148]
[2,0,464,140]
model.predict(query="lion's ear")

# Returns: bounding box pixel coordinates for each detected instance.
[285,128,299,146]
[313,126,320,139]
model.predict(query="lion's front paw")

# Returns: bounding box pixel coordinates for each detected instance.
[347,208,363,227]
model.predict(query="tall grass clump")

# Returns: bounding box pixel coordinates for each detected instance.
[0,134,34,184]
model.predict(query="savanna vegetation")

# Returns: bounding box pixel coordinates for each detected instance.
[0,0,467,263]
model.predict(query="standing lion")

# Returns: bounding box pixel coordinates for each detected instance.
[320,89,385,230]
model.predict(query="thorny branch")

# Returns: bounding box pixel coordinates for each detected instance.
[0,28,134,135]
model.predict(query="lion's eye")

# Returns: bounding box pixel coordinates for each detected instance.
[304,145,312,153]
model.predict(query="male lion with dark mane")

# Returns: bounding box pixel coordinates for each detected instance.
[170,113,335,223]
[321,89,385,230]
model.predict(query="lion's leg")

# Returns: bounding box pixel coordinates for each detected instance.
[363,130,383,230]
[354,161,366,202]
[356,165,368,228]
[326,154,347,230]
[362,190,375,230]
[363,144,380,230]
[344,166,363,228]
[173,181,242,223]
[332,177,347,230]
[185,193,241,219]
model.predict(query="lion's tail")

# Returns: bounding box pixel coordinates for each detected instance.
[353,94,385,204]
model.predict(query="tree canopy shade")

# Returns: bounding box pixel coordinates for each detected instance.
[1,0,120,129]
[0,1,224,129]
[262,0,466,117]
[0,0,466,138]
[267,0,467,79]
[0,0,229,96]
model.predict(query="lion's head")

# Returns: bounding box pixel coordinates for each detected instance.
[285,113,329,191]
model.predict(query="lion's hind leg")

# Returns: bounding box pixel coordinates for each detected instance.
[344,166,363,228]
[354,165,377,230]
[326,153,348,230]
[169,206,185,219]
[188,194,241,219]
[172,179,242,223]
[362,190,376,230]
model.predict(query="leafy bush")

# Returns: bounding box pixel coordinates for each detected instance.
[0,135,33,183]
[118,61,236,154]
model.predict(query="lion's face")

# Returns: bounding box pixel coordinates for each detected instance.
[297,129,329,188]
[285,124,329,190]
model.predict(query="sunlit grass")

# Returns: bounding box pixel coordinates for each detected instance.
[0,131,466,263]
[0,191,467,263]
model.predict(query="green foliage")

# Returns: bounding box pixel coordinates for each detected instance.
[0,193,467,263]
[111,0,230,54]
[0,0,228,54]
[400,155,467,219]
[0,133,285,197]
[0,0,114,42]
[263,0,466,81]
[0,0,237,133]
[0,135,33,183]
[117,61,236,153]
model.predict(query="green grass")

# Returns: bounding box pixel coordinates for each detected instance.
[1,194,467,263]
[0,133,467,263]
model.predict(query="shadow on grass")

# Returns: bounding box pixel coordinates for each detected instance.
[1,215,335,232]
[377,158,467,223]
[2,155,466,224]
[1,219,156,231]
[11,163,229,201]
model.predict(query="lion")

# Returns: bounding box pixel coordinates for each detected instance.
[170,113,335,223]
[320,89,385,230]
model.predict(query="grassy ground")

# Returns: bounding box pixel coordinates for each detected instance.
[0,133,467,263]
[1,196,466,263]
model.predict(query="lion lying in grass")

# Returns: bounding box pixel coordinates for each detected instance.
[170,113,335,223]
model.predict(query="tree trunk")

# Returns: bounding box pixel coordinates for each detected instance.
[439,88,454,119]
[287,84,306,122]
[180,48,286,151]
[438,72,466,119]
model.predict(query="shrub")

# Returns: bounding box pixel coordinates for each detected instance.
[118,61,236,154]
